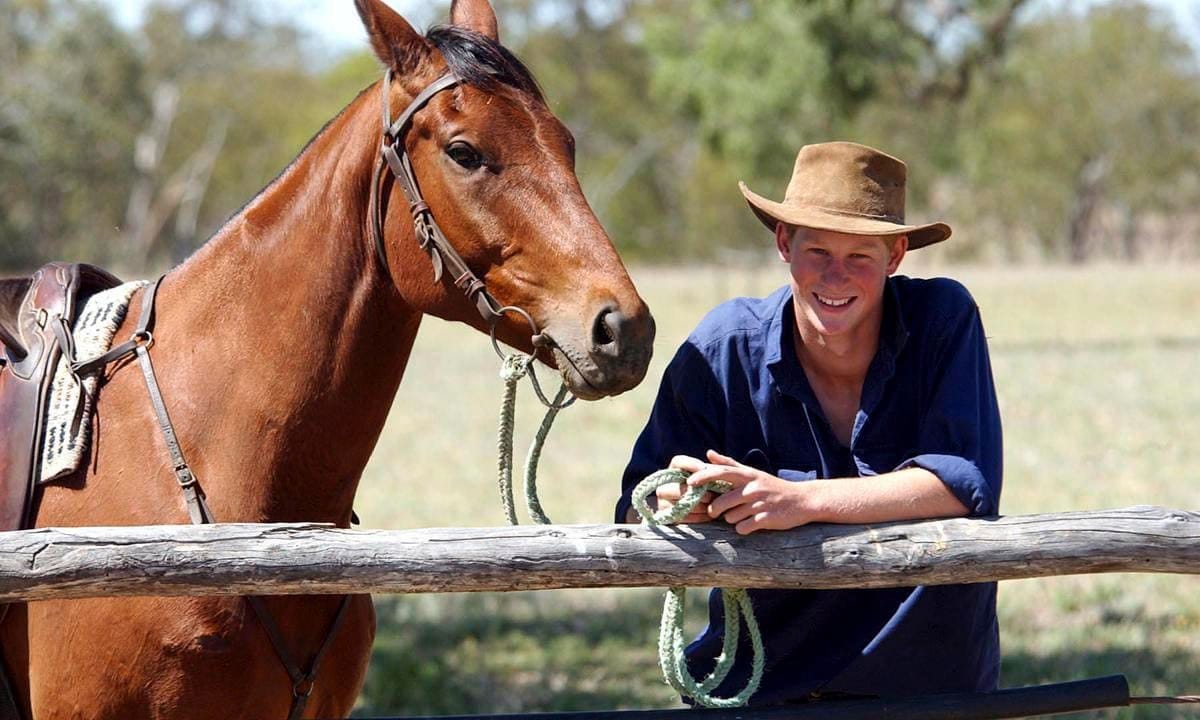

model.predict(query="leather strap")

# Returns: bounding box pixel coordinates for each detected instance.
[371,70,504,326]
[77,275,349,718]
[0,641,18,720]
[128,278,214,525]
[247,595,352,720]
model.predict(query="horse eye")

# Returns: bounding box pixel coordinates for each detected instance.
[446,141,484,170]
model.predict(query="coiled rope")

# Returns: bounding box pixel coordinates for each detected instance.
[631,468,765,708]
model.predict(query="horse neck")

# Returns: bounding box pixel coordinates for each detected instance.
[154,82,422,525]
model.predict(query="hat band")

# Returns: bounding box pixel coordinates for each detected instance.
[796,203,905,225]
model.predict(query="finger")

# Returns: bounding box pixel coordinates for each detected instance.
[681,510,712,524]
[669,455,706,473]
[687,463,750,489]
[735,513,768,535]
[722,500,765,525]
[707,488,745,517]
[655,483,685,501]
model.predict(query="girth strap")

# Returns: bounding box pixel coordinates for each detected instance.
[86,275,350,719]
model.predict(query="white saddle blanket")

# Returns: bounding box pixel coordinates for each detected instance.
[40,280,147,483]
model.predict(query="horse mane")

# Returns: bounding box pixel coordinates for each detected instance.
[425,25,544,103]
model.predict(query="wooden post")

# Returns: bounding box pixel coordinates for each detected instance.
[0,506,1196,602]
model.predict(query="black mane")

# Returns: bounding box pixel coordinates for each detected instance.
[425,25,544,102]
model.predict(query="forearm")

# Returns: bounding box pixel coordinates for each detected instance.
[801,467,969,524]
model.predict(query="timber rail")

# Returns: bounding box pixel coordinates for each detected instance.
[1,505,1196,602]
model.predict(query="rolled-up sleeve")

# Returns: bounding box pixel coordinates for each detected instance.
[897,299,1002,516]
[614,342,726,523]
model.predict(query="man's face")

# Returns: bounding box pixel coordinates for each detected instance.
[777,225,907,340]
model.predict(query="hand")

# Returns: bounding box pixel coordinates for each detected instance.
[654,454,718,524]
[683,449,818,534]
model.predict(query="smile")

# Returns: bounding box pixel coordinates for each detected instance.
[814,293,853,308]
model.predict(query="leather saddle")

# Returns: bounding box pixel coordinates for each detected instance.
[0,262,122,533]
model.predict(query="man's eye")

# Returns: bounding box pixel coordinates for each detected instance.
[446,141,484,170]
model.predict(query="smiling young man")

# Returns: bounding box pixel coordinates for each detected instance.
[616,142,1003,705]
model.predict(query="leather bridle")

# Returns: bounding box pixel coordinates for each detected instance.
[369,69,574,409]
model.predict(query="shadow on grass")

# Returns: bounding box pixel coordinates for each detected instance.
[353,590,692,716]
[1003,646,1200,719]
[354,590,1199,718]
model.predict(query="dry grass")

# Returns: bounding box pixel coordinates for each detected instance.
[354,263,1200,717]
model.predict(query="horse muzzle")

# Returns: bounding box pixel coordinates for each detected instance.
[546,303,655,401]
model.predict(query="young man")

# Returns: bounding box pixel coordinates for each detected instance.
[616,141,1002,705]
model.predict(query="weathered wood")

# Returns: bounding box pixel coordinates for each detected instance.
[0,506,1196,602]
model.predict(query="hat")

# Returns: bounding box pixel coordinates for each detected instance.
[739,141,951,249]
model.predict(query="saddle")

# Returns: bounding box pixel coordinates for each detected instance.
[0,262,122,533]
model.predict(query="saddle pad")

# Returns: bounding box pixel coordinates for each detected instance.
[39,280,147,483]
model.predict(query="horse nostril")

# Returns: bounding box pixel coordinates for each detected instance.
[591,306,621,354]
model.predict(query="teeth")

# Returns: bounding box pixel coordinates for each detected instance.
[816,294,851,307]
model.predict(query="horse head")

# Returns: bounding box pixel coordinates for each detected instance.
[355,0,655,401]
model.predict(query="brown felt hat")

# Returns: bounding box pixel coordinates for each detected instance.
[739,141,951,249]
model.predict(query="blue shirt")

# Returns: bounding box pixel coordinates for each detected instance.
[616,276,1002,706]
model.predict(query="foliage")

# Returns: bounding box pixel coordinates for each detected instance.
[0,0,1198,274]
[952,2,1200,261]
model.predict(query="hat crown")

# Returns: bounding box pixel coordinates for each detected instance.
[784,142,907,223]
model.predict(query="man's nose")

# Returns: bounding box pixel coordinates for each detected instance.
[822,260,848,284]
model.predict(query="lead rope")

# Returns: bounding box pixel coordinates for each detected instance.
[497,353,571,525]
[494,357,764,707]
[631,469,766,708]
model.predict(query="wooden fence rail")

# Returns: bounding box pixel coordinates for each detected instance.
[0,505,1196,602]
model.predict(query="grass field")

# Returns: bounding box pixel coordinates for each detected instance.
[351,263,1200,717]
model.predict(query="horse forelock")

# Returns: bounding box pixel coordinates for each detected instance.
[425,25,544,103]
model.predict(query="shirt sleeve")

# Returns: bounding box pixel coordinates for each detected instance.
[614,341,727,523]
[896,296,1003,516]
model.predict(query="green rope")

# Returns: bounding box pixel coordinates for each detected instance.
[495,362,763,706]
[497,353,570,525]
[633,469,766,708]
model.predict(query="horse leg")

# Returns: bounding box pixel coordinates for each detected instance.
[24,595,373,719]
[0,603,32,720]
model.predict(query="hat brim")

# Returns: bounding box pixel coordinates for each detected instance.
[739,181,952,250]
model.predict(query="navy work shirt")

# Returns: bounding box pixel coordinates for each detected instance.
[615,276,1002,706]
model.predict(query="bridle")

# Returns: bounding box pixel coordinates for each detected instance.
[369,68,574,409]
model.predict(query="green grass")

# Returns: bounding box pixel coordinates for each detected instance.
[353,263,1200,717]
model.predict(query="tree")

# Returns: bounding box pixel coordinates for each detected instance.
[954,2,1200,261]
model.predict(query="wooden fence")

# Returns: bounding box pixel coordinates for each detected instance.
[2,505,1196,602]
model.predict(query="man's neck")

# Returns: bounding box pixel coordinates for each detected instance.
[792,303,881,389]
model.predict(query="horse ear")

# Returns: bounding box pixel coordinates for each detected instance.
[355,0,430,72]
[450,0,500,42]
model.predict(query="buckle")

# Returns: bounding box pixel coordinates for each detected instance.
[293,675,316,700]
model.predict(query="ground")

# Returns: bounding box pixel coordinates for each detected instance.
[353,263,1200,718]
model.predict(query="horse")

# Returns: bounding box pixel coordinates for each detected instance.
[0,0,655,717]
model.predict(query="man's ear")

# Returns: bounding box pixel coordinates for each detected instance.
[887,235,908,274]
[451,0,500,42]
[775,223,795,262]
[355,0,430,73]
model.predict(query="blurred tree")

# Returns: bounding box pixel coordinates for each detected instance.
[2,0,1198,271]
[639,0,1033,259]
[954,2,1200,261]
[0,0,146,269]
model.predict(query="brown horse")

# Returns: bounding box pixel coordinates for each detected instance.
[0,0,654,717]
